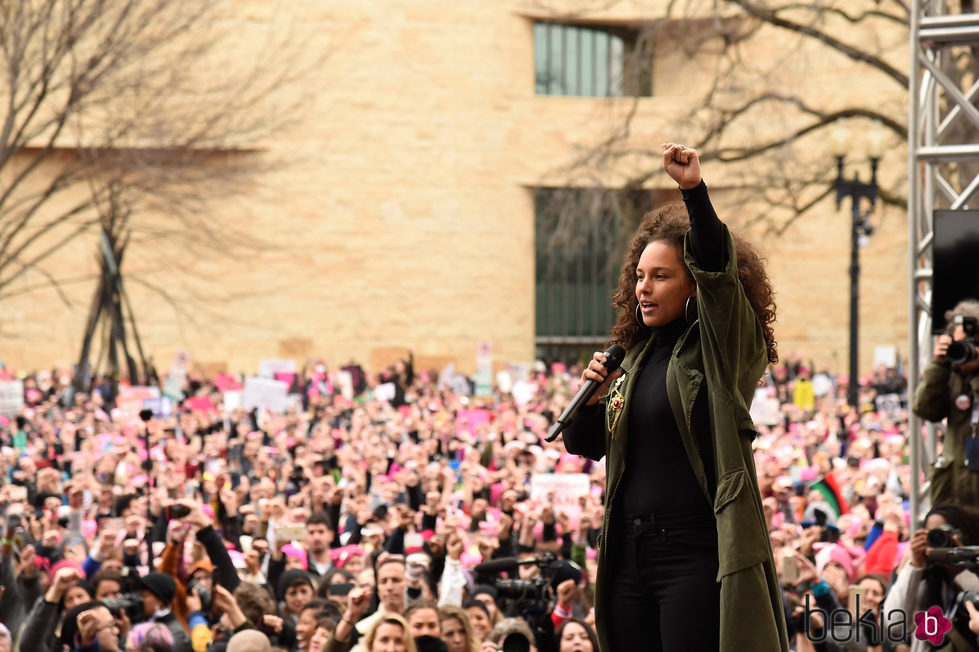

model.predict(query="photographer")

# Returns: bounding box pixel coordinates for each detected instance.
[881,503,979,652]
[914,300,979,506]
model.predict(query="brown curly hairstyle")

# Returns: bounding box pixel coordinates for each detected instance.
[609,202,778,363]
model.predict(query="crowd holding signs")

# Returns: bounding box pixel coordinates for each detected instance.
[0,348,973,652]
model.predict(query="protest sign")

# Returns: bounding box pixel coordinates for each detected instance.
[530,473,589,524]
[475,341,493,398]
[258,359,296,379]
[457,409,491,437]
[751,387,782,426]
[242,377,289,413]
[0,381,24,419]
[117,386,160,422]
[375,382,396,403]
[163,350,190,400]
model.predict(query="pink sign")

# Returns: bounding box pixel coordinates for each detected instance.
[184,396,217,413]
[456,409,491,437]
[214,374,242,391]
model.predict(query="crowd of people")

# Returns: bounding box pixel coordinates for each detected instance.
[0,336,976,652]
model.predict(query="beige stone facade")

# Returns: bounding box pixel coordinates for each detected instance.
[1,1,910,377]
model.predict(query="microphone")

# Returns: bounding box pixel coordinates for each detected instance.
[926,546,979,565]
[545,344,626,443]
[473,556,541,575]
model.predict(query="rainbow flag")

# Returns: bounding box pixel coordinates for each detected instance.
[811,473,848,517]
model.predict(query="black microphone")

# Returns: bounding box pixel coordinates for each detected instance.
[473,556,541,575]
[545,344,626,443]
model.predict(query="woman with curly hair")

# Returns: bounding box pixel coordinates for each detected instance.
[560,143,788,651]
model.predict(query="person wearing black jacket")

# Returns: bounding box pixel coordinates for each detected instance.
[137,573,191,652]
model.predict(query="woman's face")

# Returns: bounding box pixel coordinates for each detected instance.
[64,585,92,610]
[308,627,330,652]
[857,578,885,613]
[441,617,467,652]
[475,594,498,620]
[371,622,407,652]
[635,240,694,328]
[465,606,491,641]
[924,513,949,532]
[559,622,594,652]
[285,583,313,615]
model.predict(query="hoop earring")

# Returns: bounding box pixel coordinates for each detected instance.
[685,296,697,325]
[635,303,645,327]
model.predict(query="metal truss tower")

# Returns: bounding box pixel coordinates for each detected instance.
[908,1,979,522]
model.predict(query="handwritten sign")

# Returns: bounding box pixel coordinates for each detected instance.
[0,381,24,419]
[530,473,589,523]
[242,377,289,413]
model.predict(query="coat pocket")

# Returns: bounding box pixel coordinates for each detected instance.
[713,468,771,579]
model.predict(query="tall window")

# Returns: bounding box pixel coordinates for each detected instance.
[534,21,652,97]
[535,188,655,363]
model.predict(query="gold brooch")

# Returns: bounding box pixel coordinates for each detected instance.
[606,377,626,438]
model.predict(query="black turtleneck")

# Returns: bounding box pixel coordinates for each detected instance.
[618,318,711,515]
[617,180,722,516]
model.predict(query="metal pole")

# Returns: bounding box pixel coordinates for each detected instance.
[849,201,861,408]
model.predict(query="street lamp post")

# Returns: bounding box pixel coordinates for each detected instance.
[831,122,884,409]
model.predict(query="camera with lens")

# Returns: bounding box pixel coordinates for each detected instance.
[187,579,213,612]
[947,315,979,364]
[102,593,145,622]
[494,577,549,603]
[499,632,532,652]
[492,552,582,616]
[286,466,307,495]
[927,524,962,548]
[958,590,979,609]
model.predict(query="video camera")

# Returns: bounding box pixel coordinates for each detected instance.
[947,315,979,364]
[102,593,145,622]
[476,551,582,617]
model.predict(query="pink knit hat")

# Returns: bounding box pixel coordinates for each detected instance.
[48,558,85,584]
[281,543,307,570]
[815,543,865,581]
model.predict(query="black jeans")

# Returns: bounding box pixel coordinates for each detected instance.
[606,511,720,652]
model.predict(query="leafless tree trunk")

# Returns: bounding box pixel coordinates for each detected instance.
[0,0,319,394]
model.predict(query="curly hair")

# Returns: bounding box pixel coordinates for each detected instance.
[609,202,778,364]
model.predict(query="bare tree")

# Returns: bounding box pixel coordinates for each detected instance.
[532,0,977,237]
[0,0,315,388]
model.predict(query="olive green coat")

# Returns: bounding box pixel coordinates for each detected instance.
[583,225,788,651]
[913,358,979,507]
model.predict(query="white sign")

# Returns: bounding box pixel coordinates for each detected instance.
[242,377,289,413]
[336,370,354,401]
[375,382,396,402]
[258,359,296,379]
[875,393,902,420]
[475,341,493,398]
[530,473,589,520]
[0,381,24,419]
[750,387,782,427]
[873,346,898,370]
[163,350,190,400]
[511,379,537,407]
[223,391,242,413]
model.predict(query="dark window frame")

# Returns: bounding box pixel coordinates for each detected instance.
[533,21,653,98]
